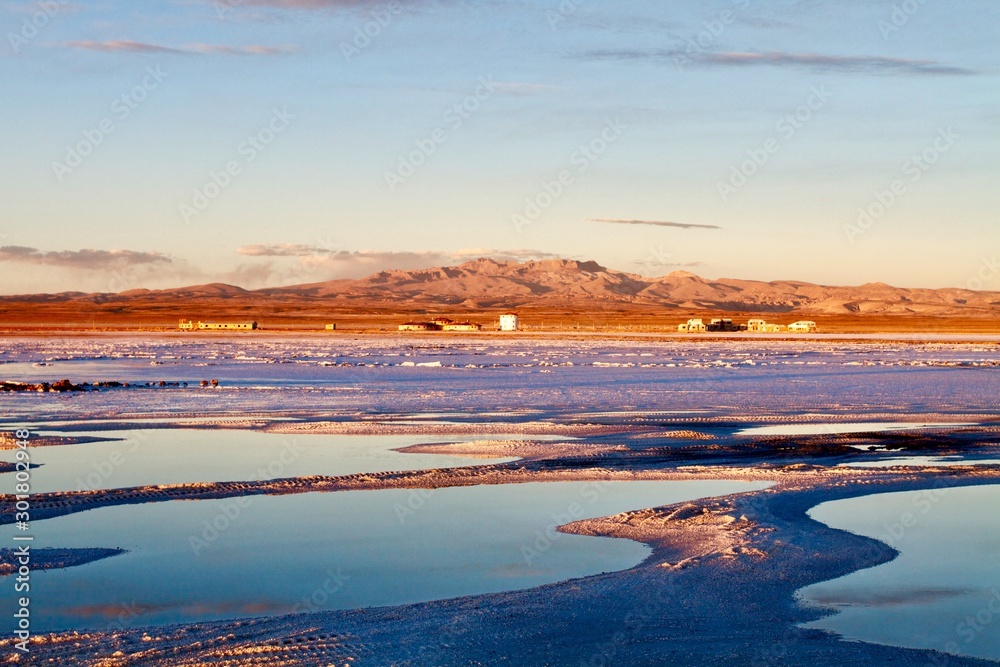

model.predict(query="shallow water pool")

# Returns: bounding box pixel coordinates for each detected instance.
[0,479,770,632]
[800,485,1000,661]
[0,429,532,493]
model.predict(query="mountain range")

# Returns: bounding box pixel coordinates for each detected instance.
[3,258,998,318]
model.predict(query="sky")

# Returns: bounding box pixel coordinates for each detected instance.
[1,0,998,294]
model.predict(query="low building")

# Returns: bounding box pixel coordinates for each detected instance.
[199,321,257,330]
[500,313,519,332]
[746,319,768,333]
[324,324,337,331]
[442,322,482,332]
[398,322,436,332]
[707,318,740,332]
[400,317,485,333]
[179,320,257,331]
[788,321,818,333]
[678,318,708,333]
[761,323,787,333]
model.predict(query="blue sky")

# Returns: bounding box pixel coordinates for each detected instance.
[1,0,997,294]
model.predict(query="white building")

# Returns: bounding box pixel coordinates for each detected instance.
[179,319,257,331]
[788,321,818,333]
[499,313,519,332]
[678,318,708,333]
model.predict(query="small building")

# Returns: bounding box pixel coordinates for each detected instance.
[198,321,257,330]
[761,323,787,333]
[442,322,482,332]
[179,320,257,331]
[399,318,485,333]
[707,318,740,332]
[746,319,767,333]
[678,318,708,334]
[399,322,436,332]
[324,324,337,331]
[499,313,519,332]
[788,321,818,333]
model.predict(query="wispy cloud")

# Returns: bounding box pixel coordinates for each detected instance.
[237,243,333,257]
[493,82,557,97]
[0,246,171,269]
[66,40,185,54]
[237,246,563,262]
[233,247,567,283]
[239,0,408,7]
[65,40,296,56]
[0,246,572,294]
[187,43,296,56]
[590,219,721,230]
[582,49,976,76]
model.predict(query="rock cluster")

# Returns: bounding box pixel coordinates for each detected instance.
[0,379,84,392]
[0,379,199,392]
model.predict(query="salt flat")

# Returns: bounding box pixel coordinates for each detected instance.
[1,334,999,666]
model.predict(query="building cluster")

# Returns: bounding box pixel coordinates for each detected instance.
[179,320,258,331]
[398,317,483,332]
[398,314,520,333]
[678,318,817,334]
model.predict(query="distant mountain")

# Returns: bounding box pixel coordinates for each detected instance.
[3,258,999,317]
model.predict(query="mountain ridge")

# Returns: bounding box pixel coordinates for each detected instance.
[2,258,998,317]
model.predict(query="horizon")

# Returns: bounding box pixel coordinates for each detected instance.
[2,1,998,295]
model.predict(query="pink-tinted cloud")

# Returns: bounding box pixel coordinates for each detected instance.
[591,219,721,230]
[582,49,976,76]
[66,40,186,54]
[0,246,171,269]
[65,40,296,56]
[239,0,409,7]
